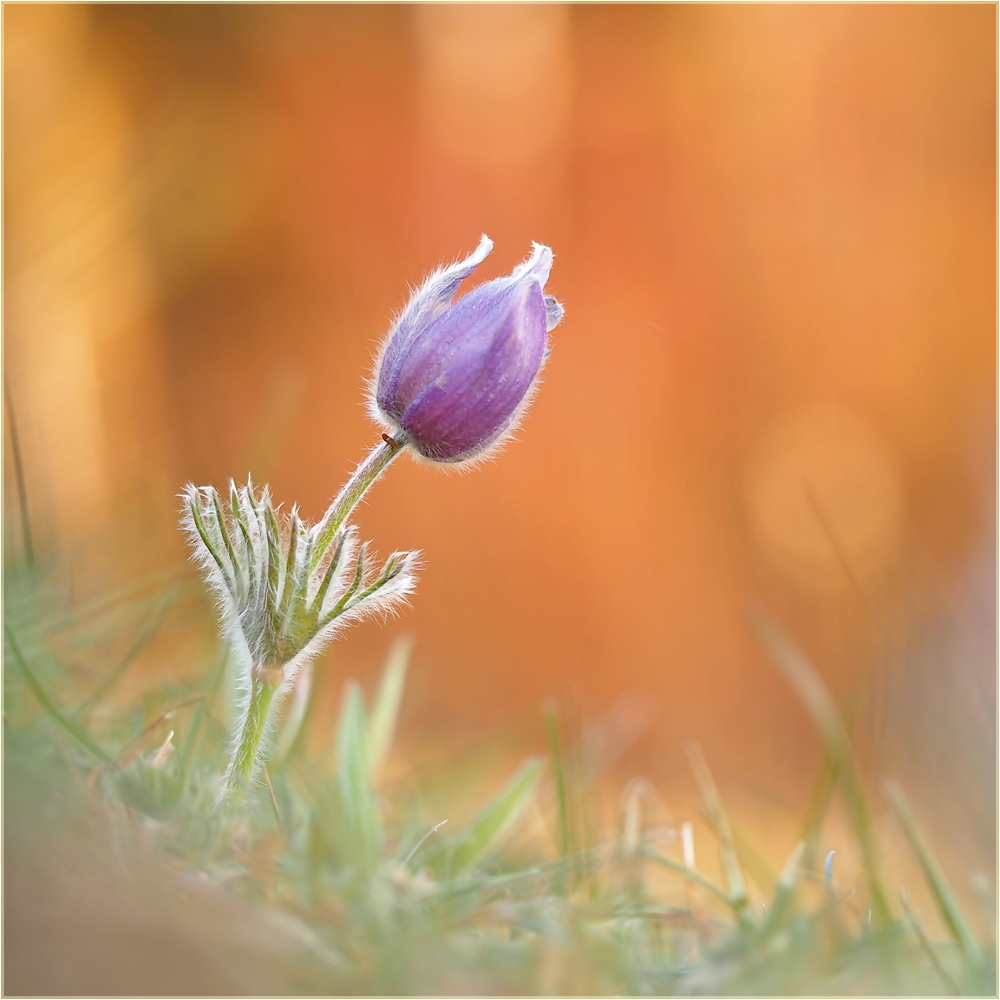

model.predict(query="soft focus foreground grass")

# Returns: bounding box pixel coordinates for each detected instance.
[4,560,996,996]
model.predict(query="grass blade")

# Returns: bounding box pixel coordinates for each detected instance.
[367,636,411,780]
[73,585,180,718]
[448,757,544,876]
[685,741,749,921]
[750,610,891,928]
[544,701,570,859]
[4,379,34,568]
[13,565,188,641]
[401,819,448,870]
[761,840,804,935]
[898,889,960,995]
[886,781,983,964]
[5,624,114,765]
[336,681,383,871]
[800,750,840,872]
[638,848,740,912]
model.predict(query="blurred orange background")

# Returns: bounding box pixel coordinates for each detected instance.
[4,5,995,858]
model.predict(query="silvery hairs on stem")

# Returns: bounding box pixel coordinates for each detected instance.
[182,236,563,797]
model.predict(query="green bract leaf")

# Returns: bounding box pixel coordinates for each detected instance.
[181,477,419,794]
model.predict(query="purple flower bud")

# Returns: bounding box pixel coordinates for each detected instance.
[371,236,564,464]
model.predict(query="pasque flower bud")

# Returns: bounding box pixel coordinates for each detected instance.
[182,238,561,796]
[372,236,564,463]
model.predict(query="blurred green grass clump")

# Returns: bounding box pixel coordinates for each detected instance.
[4,559,996,996]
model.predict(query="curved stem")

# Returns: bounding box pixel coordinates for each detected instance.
[310,434,407,572]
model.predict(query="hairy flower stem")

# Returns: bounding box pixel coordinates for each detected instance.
[227,669,282,796]
[310,435,407,562]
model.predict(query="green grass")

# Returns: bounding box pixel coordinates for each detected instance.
[3,560,996,995]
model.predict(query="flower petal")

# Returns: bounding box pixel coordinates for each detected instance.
[388,280,516,418]
[543,295,564,332]
[400,280,548,462]
[507,242,553,289]
[376,235,493,415]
